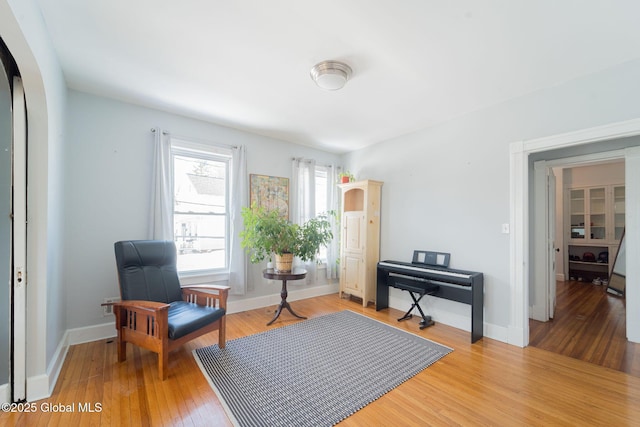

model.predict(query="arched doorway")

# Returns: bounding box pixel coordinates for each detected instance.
[0,36,26,404]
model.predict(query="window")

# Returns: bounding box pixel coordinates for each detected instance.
[172,142,231,273]
[315,166,328,216]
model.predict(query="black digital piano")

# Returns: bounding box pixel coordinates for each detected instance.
[376,251,484,343]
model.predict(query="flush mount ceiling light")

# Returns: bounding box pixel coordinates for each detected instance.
[310,60,352,91]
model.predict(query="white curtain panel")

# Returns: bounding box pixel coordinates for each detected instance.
[291,158,316,284]
[228,145,247,295]
[291,159,342,282]
[325,165,340,280]
[291,157,315,224]
[149,127,173,240]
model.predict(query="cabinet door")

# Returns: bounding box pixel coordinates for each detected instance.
[589,187,606,240]
[343,254,362,295]
[613,186,625,241]
[569,189,585,240]
[343,212,364,253]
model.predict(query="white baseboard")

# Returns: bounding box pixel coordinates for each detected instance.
[26,330,67,402]
[388,293,468,332]
[26,374,50,402]
[387,287,508,345]
[507,326,527,348]
[26,322,117,402]
[529,304,547,322]
[66,322,117,345]
[485,323,509,344]
[226,282,340,314]
[0,383,8,403]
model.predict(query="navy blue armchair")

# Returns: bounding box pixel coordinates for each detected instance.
[113,240,228,380]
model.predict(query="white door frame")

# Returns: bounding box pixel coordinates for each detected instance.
[531,153,624,323]
[12,76,26,401]
[547,168,557,320]
[509,118,640,347]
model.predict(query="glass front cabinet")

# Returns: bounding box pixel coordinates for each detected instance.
[568,184,625,282]
[569,185,624,243]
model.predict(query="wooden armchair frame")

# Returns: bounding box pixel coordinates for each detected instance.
[113,285,229,380]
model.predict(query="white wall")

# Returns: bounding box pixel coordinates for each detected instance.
[564,162,625,187]
[63,90,341,330]
[344,57,640,341]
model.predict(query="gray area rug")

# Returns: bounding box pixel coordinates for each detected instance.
[194,310,452,427]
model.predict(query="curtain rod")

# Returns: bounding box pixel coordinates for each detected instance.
[151,127,239,149]
[292,157,339,169]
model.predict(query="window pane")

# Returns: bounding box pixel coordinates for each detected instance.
[175,213,226,270]
[173,154,227,271]
[315,167,327,214]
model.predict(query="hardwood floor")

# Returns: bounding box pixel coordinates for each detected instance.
[530,280,640,376]
[3,293,640,426]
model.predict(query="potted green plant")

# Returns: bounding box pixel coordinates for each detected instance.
[240,204,334,272]
[338,171,355,184]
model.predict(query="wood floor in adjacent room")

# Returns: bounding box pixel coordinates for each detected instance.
[3,293,640,426]
[529,279,640,376]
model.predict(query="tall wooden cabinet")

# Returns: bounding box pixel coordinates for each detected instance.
[338,180,383,307]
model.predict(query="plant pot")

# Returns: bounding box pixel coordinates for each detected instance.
[341,176,350,183]
[274,253,293,272]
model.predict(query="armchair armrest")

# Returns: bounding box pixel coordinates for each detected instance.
[115,300,170,312]
[181,285,229,310]
[113,300,170,343]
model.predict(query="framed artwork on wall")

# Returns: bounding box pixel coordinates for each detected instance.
[249,174,289,219]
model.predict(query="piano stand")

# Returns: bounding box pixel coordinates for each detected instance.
[396,284,437,329]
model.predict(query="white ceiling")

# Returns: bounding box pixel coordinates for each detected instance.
[35,0,640,153]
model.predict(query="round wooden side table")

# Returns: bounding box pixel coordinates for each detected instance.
[263,267,307,326]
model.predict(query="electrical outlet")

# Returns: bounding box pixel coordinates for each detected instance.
[102,297,121,316]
